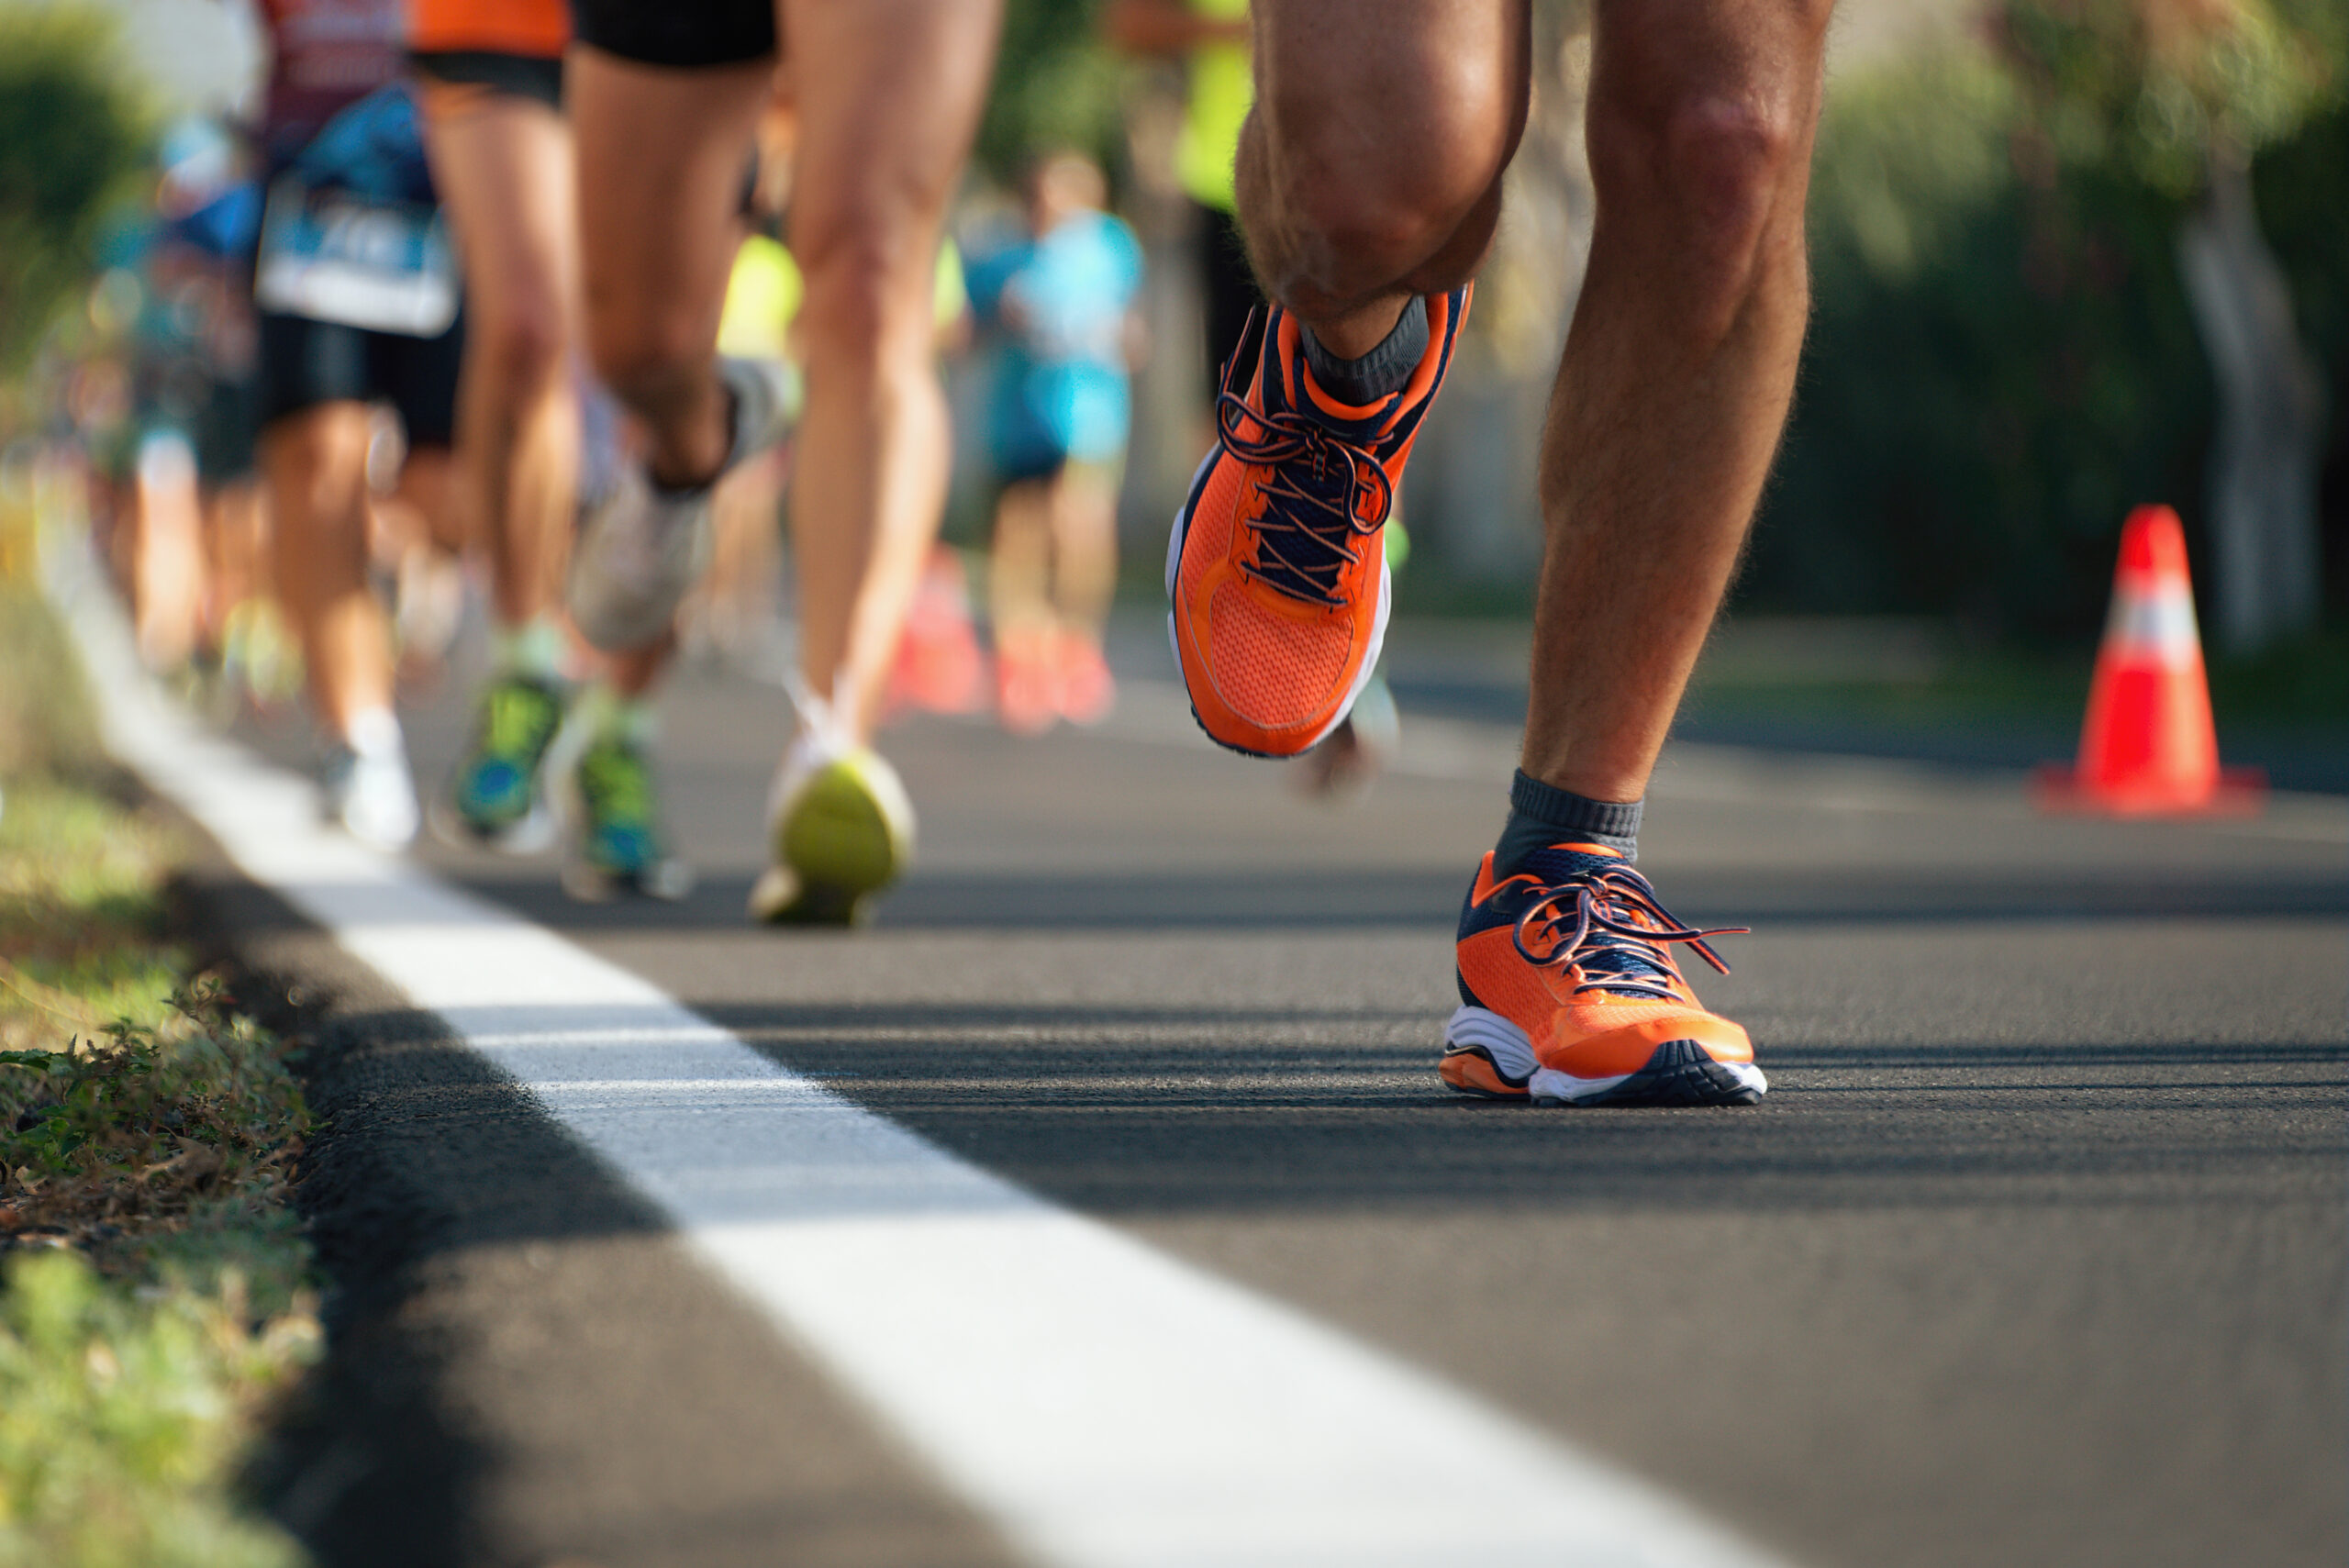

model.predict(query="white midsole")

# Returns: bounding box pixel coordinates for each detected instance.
[1442,1004,1538,1083]
[1443,1004,1768,1102]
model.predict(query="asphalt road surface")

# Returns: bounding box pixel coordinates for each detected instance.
[210,639,2345,1568]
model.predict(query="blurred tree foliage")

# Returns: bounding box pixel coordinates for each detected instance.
[0,4,150,375]
[978,0,1128,183]
[1751,0,2345,640]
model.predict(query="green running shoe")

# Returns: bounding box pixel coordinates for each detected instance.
[431,673,566,853]
[562,729,694,902]
[747,729,915,926]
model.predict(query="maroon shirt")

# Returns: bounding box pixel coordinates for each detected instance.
[257,0,407,161]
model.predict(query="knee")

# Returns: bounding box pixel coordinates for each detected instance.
[1255,60,1520,299]
[793,212,935,370]
[262,407,367,513]
[1586,65,1820,330]
[473,293,568,395]
[1591,89,1800,254]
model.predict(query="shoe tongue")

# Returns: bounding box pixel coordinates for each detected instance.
[1516,840,1623,880]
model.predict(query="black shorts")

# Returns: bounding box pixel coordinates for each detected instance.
[572,0,775,68]
[1196,201,1262,389]
[255,310,463,448]
[191,374,260,483]
[410,50,566,110]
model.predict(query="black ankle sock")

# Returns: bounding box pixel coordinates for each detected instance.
[1301,296,1428,405]
[1494,769,1642,869]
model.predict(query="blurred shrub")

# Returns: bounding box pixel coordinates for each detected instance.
[979,0,1127,184]
[0,1249,316,1568]
[2251,96,2349,613]
[1748,4,2346,640]
[0,3,150,375]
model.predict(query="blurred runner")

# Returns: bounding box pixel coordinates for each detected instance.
[249,0,463,851]
[963,150,1141,735]
[1169,0,1828,1105]
[564,0,1000,924]
[151,117,270,704]
[408,0,690,900]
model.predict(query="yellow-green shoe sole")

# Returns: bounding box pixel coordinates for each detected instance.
[763,758,908,926]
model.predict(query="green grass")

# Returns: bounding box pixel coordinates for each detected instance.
[0,1252,314,1568]
[0,584,317,1568]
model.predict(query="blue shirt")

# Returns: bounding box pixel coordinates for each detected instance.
[965,209,1143,471]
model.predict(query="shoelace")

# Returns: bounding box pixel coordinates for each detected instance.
[1216,389,1395,608]
[1511,863,1748,1001]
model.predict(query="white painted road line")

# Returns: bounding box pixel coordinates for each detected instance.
[62,564,1798,1568]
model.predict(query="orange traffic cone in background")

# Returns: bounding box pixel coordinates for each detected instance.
[2033,505,2265,817]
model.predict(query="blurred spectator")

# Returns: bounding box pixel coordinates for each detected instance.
[1104,0,1257,382]
[249,0,466,851]
[964,150,1142,733]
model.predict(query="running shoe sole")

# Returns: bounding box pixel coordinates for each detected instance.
[1163,449,1393,760]
[569,356,791,653]
[751,758,910,926]
[567,483,714,654]
[1439,1004,1767,1107]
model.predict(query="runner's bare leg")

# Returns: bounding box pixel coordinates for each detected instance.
[568,50,771,493]
[1048,463,1119,640]
[1526,0,1829,801]
[777,0,1000,739]
[1242,0,1828,802]
[263,404,395,735]
[421,88,582,624]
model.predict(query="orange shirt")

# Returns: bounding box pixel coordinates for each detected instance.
[405,0,567,59]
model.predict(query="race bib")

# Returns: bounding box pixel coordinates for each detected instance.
[254,176,458,338]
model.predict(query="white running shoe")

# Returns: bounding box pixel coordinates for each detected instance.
[319,712,419,851]
[568,356,795,653]
[747,701,915,927]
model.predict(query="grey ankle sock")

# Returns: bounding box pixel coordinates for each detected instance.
[1301,296,1428,406]
[1495,769,1642,868]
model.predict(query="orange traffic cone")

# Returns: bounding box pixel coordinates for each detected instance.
[2033,505,2264,817]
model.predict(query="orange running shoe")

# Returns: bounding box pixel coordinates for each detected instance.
[1052,628,1117,727]
[885,545,987,719]
[1441,842,1766,1106]
[1167,289,1469,756]
[995,628,1057,736]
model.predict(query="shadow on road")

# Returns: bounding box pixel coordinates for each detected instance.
[434,863,2349,935]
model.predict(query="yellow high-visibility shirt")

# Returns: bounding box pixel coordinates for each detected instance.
[1174,0,1251,214]
[717,234,801,362]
